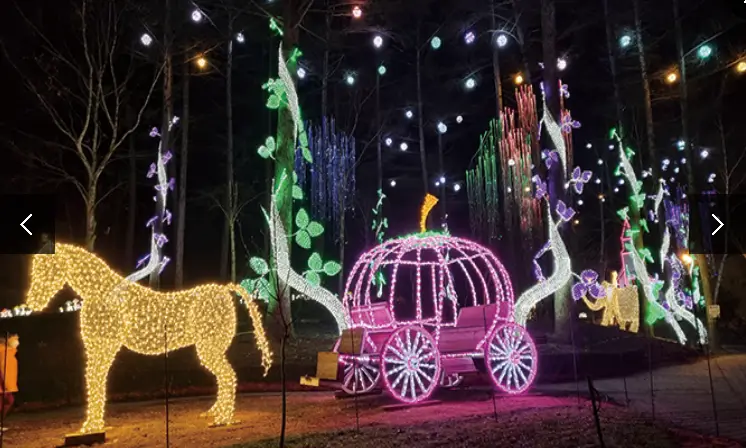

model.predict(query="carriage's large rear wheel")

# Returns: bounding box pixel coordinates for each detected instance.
[485,322,538,394]
[381,325,440,403]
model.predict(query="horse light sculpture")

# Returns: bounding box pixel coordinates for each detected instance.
[25,244,272,434]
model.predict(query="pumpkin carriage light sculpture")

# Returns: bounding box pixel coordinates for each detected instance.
[303,195,538,403]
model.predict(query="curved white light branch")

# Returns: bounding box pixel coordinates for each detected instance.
[514,202,573,327]
[267,197,347,334]
[540,89,568,174]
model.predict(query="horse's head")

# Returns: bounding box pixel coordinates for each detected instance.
[25,244,69,312]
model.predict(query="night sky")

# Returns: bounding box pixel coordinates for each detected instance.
[1,0,746,304]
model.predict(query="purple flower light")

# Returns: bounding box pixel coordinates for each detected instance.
[560,113,581,134]
[556,200,576,222]
[543,150,560,170]
[149,127,160,138]
[569,166,592,194]
[572,269,606,301]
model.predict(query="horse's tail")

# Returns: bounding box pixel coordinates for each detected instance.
[226,284,273,377]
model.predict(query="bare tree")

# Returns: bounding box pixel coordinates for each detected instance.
[175,55,190,288]
[5,0,161,250]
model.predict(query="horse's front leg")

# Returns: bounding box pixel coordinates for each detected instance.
[80,339,120,434]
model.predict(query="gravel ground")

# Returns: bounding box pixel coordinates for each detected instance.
[1,390,741,447]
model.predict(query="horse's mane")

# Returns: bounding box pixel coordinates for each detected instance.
[55,243,139,291]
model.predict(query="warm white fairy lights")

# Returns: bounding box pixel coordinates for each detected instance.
[25,244,272,433]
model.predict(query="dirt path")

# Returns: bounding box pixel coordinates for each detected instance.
[1,390,740,447]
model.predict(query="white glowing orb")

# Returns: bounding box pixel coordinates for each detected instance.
[345,74,355,85]
[373,35,383,48]
[453,183,461,192]
[431,36,441,49]
[557,58,568,71]
[437,122,447,134]
[140,33,153,47]
[390,180,397,187]
[465,77,476,89]
[236,32,245,43]
[595,178,601,185]
[700,149,709,159]
[464,31,475,44]
[405,110,414,119]
[456,115,463,123]
[597,159,603,165]
[400,142,408,151]
[508,159,515,166]
[620,35,632,48]
[297,67,306,79]
[385,137,393,146]
[191,9,203,22]
[586,143,592,149]
[496,34,508,48]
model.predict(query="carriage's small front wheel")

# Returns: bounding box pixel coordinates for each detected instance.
[485,322,538,394]
[340,356,380,395]
[381,325,441,403]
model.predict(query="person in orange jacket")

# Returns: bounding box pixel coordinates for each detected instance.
[0,334,19,430]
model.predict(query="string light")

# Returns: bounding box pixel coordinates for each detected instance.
[737,61,746,73]
[666,71,678,84]
[191,9,203,23]
[697,44,712,60]
[431,36,441,49]
[235,32,245,43]
[456,115,463,123]
[699,149,709,159]
[677,139,685,150]
[464,31,475,45]
[373,35,383,48]
[453,183,461,192]
[400,142,408,151]
[495,33,508,48]
[140,33,153,47]
[25,244,272,433]
[514,74,524,85]
[597,158,603,165]
[439,175,446,183]
[297,67,306,79]
[586,143,593,149]
[352,5,362,18]
[345,74,355,85]
[378,65,387,76]
[390,180,397,187]
[595,178,601,185]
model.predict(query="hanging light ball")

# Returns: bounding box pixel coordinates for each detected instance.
[619,34,632,48]
[699,149,709,159]
[595,178,601,185]
[140,33,153,47]
[437,122,447,134]
[666,71,678,84]
[439,176,446,183]
[697,44,712,60]
[405,110,414,119]
[345,74,355,85]
[557,58,568,71]
[373,35,383,49]
[378,65,387,76]
[586,143,592,149]
[431,36,441,50]
[385,137,393,146]
[453,183,461,192]
[464,77,476,89]
[597,159,603,165]
[496,33,508,48]
[508,159,516,166]
[390,180,397,187]
[400,142,408,151]
[196,56,208,69]
[737,61,746,73]
[352,5,362,18]
[236,32,245,43]
[191,9,203,22]
[297,67,306,79]
[514,74,524,85]
[464,31,476,45]
[456,115,463,124]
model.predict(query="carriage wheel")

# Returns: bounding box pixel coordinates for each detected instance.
[440,372,463,389]
[340,356,380,395]
[485,322,538,394]
[381,325,441,404]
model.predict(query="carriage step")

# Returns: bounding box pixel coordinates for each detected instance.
[382,400,441,411]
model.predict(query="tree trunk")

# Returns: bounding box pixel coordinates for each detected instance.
[673,0,716,350]
[376,72,382,193]
[175,57,190,288]
[269,0,300,332]
[511,0,533,85]
[321,0,330,120]
[151,0,173,288]
[602,0,624,137]
[126,107,137,267]
[633,0,656,177]
[226,26,236,283]
[491,0,503,114]
[416,44,428,196]
[85,178,97,251]
[541,0,570,339]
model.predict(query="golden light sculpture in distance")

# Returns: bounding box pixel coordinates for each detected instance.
[419,194,439,232]
[24,243,273,434]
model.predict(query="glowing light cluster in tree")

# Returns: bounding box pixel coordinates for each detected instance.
[24,244,272,433]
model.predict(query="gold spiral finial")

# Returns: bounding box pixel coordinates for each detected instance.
[419,194,439,232]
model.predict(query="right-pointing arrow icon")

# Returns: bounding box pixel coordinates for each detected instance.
[712,214,724,235]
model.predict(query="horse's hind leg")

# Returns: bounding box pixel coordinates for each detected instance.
[196,342,237,425]
[80,340,120,433]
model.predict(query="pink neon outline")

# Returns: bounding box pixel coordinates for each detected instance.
[485,322,538,395]
[380,325,441,404]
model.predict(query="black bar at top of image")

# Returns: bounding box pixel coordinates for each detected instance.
[0,194,56,255]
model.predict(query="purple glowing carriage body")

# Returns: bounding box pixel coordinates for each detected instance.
[328,231,538,404]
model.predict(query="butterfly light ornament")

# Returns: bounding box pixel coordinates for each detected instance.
[568,166,592,194]
[542,150,560,170]
[572,270,607,302]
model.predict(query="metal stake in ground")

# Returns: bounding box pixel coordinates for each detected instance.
[587,376,606,448]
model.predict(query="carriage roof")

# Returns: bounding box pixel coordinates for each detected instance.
[343,232,515,329]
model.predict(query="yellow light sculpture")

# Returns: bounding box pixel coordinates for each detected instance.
[24,243,272,433]
[581,271,640,333]
[420,194,439,232]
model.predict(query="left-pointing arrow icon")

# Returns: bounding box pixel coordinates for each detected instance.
[712,214,724,236]
[20,214,32,236]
